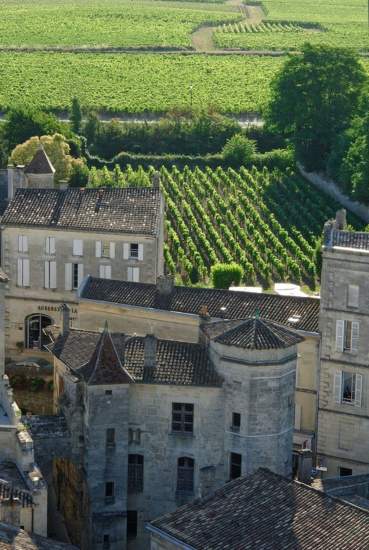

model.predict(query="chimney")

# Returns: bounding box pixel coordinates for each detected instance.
[144,334,157,368]
[335,209,347,230]
[156,275,174,297]
[199,304,210,319]
[151,171,161,189]
[61,304,71,336]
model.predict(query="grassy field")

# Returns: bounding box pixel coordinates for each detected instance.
[0,52,283,113]
[215,0,369,51]
[0,0,239,49]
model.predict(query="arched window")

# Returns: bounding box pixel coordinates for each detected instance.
[25,314,53,350]
[177,457,194,494]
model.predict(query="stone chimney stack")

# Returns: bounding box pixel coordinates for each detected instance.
[156,275,174,297]
[151,171,161,189]
[144,334,157,368]
[61,304,70,336]
[335,209,347,230]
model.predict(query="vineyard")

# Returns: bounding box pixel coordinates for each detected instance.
[218,21,308,34]
[154,165,362,289]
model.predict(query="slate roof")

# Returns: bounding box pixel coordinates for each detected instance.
[24,147,55,175]
[50,330,222,387]
[202,318,303,350]
[0,522,78,549]
[149,468,369,550]
[0,461,33,507]
[1,187,162,236]
[80,277,320,333]
[332,229,369,251]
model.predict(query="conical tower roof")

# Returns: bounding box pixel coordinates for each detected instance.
[24,146,55,175]
[203,317,303,350]
[79,323,133,385]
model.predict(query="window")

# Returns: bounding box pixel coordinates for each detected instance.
[72,239,83,256]
[65,263,83,291]
[45,236,56,255]
[105,481,115,503]
[73,264,79,289]
[177,457,194,494]
[127,511,137,540]
[127,267,139,283]
[172,403,194,434]
[347,285,359,308]
[99,265,112,279]
[339,467,353,477]
[17,258,30,287]
[336,320,359,352]
[106,428,115,447]
[124,243,143,261]
[96,241,115,259]
[128,455,144,493]
[44,261,57,289]
[230,452,242,480]
[231,412,241,431]
[105,390,112,396]
[334,370,362,407]
[18,235,28,253]
[103,534,110,549]
[130,243,139,259]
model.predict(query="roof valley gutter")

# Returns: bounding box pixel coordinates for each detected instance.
[145,524,196,550]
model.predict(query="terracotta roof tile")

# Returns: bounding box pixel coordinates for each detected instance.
[0,521,78,549]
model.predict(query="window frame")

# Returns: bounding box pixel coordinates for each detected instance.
[106,428,115,447]
[130,243,139,259]
[230,452,242,480]
[176,457,194,495]
[172,403,194,434]
[231,412,241,432]
[128,454,144,493]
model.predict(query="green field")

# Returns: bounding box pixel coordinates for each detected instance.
[0,0,239,49]
[0,52,282,113]
[215,0,369,51]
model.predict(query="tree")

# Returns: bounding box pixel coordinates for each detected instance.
[3,106,63,151]
[10,134,83,184]
[84,111,101,145]
[222,134,256,167]
[211,263,244,289]
[266,44,367,171]
[70,97,83,135]
[69,161,90,187]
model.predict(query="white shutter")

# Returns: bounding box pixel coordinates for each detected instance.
[99,265,105,278]
[138,243,143,261]
[351,321,359,352]
[334,370,342,404]
[77,264,84,287]
[73,239,83,256]
[127,267,133,282]
[22,236,28,253]
[133,267,140,283]
[50,261,57,289]
[355,374,363,407]
[294,403,301,430]
[44,261,50,289]
[18,235,23,253]
[106,265,112,279]
[45,237,50,255]
[65,263,72,291]
[23,259,30,287]
[96,241,102,258]
[336,320,344,352]
[49,237,56,254]
[110,242,115,259]
[347,285,359,308]
[123,243,129,260]
[17,258,23,286]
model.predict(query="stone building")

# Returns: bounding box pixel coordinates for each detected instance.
[0,149,165,357]
[46,311,302,549]
[318,211,369,476]
[0,270,48,537]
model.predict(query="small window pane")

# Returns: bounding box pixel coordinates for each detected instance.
[172,403,194,434]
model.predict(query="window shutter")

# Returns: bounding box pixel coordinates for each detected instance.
[138,244,143,261]
[77,263,84,287]
[96,241,102,258]
[17,258,23,286]
[110,242,115,259]
[123,243,130,260]
[44,261,50,289]
[294,403,301,430]
[65,263,72,291]
[334,370,342,404]
[355,374,363,407]
[99,265,105,278]
[347,285,359,308]
[23,259,30,287]
[18,235,23,253]
[50,237,56,254]
[73,239,83,256]
[336,320,344,352]
[127,267,133,282]
[45,237,50,255]
[106,265,112,279]
[22,236,28,253]
[133,267,140,283]
[351,321,359,352]
[50,261,57,289]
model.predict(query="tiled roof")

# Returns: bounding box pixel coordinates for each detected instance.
[24,147,55,175]
[0,461,32,507]
[149,468,369,550]
[331,229,369,251]
[80,277,320,333]
[0,482,33,507]
[0,522,78,549]
[1,187,162,236]
[78,324,133,385]
[50,330,222,387]
[202,318,303,350]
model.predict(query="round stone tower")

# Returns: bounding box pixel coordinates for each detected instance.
[203,317,303,478]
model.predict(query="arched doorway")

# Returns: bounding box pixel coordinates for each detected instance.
[25,314,53,350]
